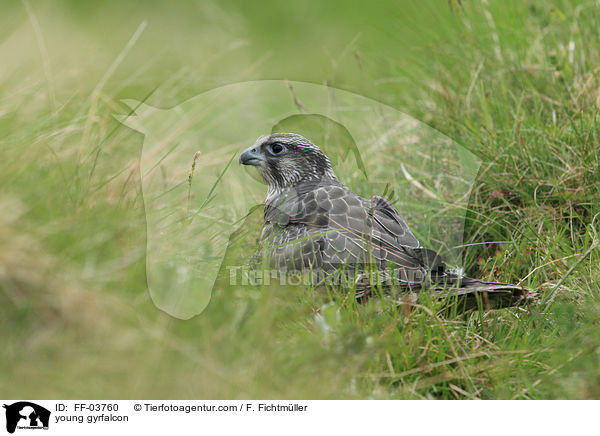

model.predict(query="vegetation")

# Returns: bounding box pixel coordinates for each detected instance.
[1,0,599,399]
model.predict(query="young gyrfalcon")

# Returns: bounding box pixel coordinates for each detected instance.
[239,132,527,308]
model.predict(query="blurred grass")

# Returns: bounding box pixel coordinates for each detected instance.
[0,0,599,399]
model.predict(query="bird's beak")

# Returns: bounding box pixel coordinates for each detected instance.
[239,146,265,166]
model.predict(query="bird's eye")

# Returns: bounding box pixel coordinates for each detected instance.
[268,142,285,156]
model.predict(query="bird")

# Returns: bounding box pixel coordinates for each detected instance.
[239,132,528,309]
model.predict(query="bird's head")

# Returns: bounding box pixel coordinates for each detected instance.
[239,133,338,193]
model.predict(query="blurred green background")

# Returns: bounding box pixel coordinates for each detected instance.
[1,0,599,398]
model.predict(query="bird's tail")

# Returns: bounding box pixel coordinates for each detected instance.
[431,275,532,311]
[403,247,532,310]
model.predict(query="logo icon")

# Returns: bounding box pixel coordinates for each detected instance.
[3,402,50,434]
[118,80,480,319]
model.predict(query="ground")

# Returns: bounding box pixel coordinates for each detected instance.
[0,0,599,399]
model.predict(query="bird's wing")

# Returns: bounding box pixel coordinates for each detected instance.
[368,195,420,248]
[265,181,433,277]
[258,221,324,271]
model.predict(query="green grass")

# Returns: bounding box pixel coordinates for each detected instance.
[1,0,599,399]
